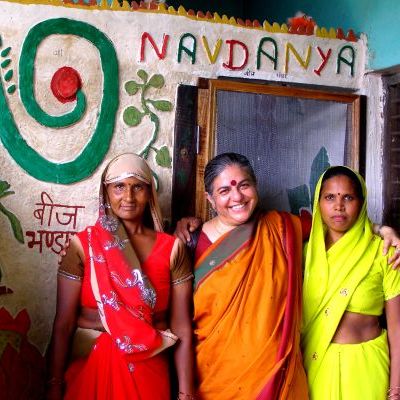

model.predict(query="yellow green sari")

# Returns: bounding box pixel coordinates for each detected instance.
[301,167,396,399]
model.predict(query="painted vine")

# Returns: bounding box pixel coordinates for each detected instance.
[123,69,173,168]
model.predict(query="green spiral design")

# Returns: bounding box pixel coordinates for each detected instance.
[0,18,119,184]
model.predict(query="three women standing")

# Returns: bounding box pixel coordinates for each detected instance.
[48,151,400,400]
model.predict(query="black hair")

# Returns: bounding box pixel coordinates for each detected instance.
[204,152,257,194]
[320,166,364,200]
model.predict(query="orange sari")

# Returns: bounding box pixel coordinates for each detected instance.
[193,211,308,400]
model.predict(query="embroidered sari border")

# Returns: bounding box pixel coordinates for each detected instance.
[194,220,255,291]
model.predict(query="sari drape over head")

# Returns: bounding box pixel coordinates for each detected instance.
[194,211,308,400]
[64,153,172,399]
[301,166,381,388]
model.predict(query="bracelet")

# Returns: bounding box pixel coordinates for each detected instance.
[47,377,64,386]
[388,387,400,399]
[177,392,196,400]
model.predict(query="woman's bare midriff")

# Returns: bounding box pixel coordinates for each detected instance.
[77,307,105,331]
[331,311,381,344]
[77,307,168,331]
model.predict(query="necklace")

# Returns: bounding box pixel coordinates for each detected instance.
[212,217,234,237]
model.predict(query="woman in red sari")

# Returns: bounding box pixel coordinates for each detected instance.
[46,153,195,400]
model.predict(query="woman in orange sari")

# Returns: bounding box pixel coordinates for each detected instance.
[191,153,308,399]
[46,153,195,400]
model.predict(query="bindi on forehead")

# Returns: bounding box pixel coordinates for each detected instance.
[230,180,237,186]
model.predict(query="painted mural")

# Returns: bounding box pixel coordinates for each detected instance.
[0,0,367,397]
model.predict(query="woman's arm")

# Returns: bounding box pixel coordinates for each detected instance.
[46,276,81,399]
[373,225,400,268]
[174,217,202,243]
[169,280,195,399]
[386,295,400,399]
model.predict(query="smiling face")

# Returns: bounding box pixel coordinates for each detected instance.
[206,164,259,227]
[319,174,362,243]
[106,176,150,222]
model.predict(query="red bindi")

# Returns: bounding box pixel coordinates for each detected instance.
[231,180,237,186]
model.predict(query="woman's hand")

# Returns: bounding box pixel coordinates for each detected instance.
[159,329,179,348]
[148,329,178,357]
[376,225,400,269]
[174,217,202,243]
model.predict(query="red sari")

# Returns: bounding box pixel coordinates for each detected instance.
[64,225,176,400]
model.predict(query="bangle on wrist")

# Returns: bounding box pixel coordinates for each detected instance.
[388,387,400,399]
[177,391,196,400]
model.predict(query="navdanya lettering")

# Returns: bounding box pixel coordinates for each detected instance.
[140,32,356,77]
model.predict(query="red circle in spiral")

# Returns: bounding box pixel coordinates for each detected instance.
[51,66,82,103]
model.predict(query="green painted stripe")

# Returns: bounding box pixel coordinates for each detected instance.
[0,18,119,183]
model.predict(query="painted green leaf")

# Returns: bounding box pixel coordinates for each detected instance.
[0,203,24,243]
[148,74,165,88]
[309,146,330,208]
[0,190,14,199]
[287,184,310,215]
[0,180,11,197]
[125,80,140,95]
[151,100,172,112]
[4,69,13,82]
[137,69,148,82]
[7,84,16,94]
[123,106,143,127]
[1,47,11,57]
[1,59,10,68]
[155,146,172,168]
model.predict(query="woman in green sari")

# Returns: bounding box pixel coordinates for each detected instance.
[302,166,400,400]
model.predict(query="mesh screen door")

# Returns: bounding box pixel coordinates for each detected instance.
[195,79,364,221]
[383,81,400,231]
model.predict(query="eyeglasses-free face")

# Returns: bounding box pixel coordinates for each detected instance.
[106,176,151,223]
[206,164,259,227]
[319,174,362,244]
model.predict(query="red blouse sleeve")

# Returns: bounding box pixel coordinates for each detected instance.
[194,230,212,263]
[299,210,312,241]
